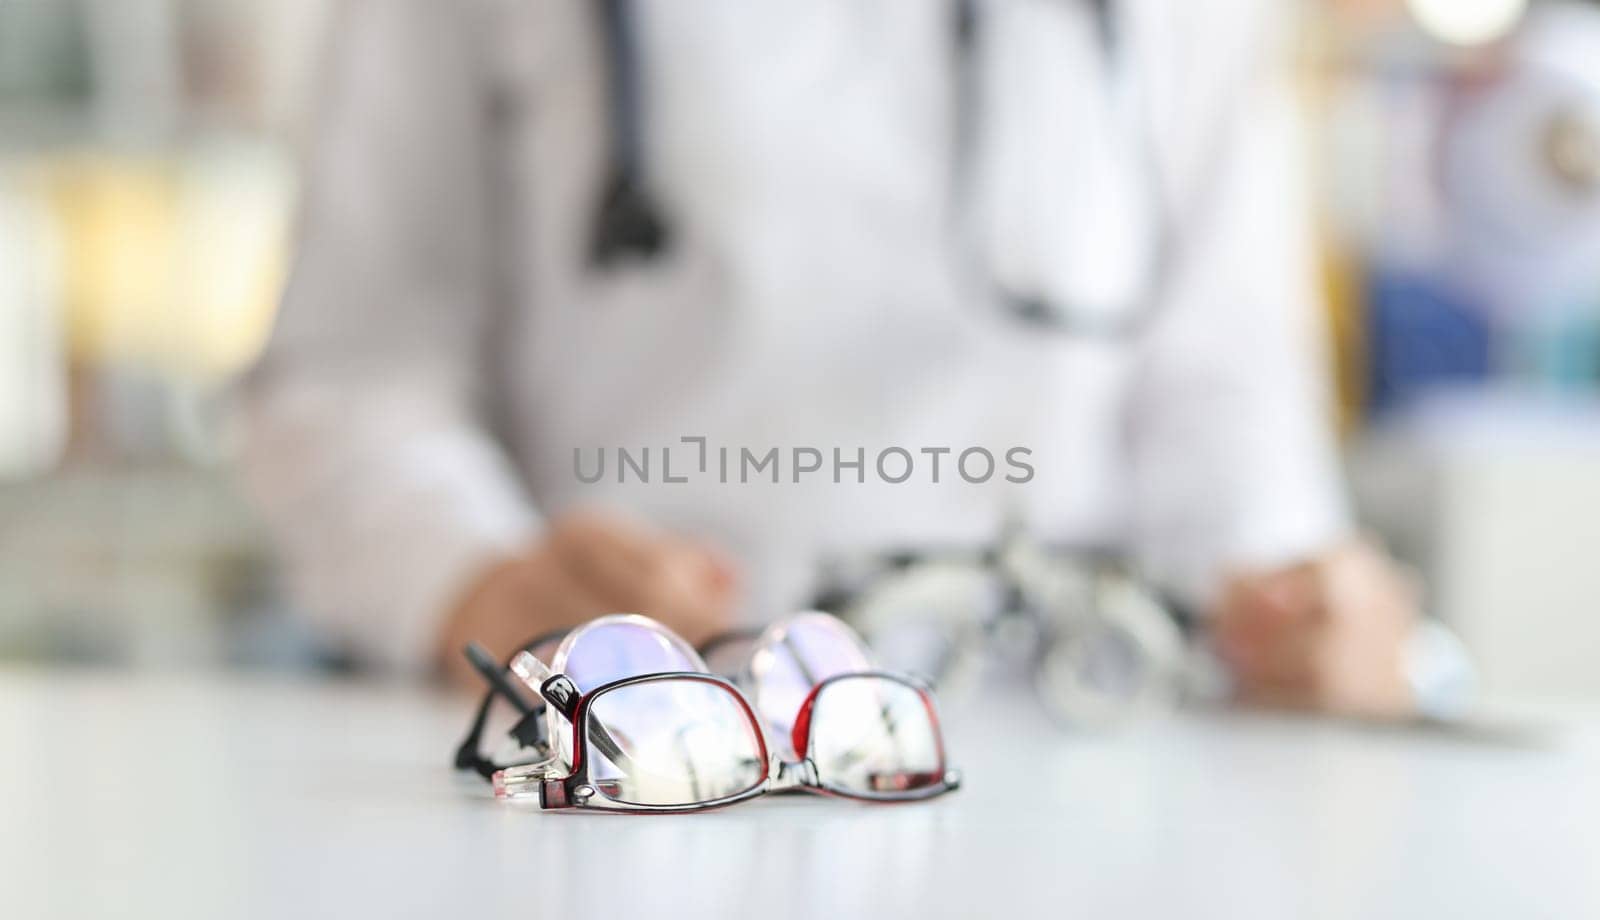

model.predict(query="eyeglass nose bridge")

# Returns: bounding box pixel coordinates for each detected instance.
[769,756,820,793]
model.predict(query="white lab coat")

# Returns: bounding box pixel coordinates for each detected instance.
[242,0,1350,671]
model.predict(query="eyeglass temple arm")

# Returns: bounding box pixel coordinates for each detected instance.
[530,670,640,778]
[467,643,540,713]
[779,634,823,686]
[696,626,760,659]
[453,643,549,778]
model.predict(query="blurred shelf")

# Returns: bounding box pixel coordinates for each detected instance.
[0,464,279,667]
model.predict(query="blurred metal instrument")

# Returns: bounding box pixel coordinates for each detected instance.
[813,524,1187,728]
[816,527,1481,729]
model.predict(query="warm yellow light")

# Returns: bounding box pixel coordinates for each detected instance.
[48,149,291,380]
[1406,0,1528,46]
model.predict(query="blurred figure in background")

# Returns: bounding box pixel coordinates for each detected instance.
[242,0,1416,715]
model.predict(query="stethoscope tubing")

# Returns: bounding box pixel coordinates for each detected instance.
[589,0,1177,339]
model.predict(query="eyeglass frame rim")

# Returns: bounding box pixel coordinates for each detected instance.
[535,668,959,813]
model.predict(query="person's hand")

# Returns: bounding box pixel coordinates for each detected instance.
[436,509,738,687]
[1210,540,1418,719]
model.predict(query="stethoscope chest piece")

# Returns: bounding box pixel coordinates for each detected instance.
[589,172,672,267]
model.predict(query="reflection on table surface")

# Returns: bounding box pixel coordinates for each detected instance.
[2,669,1597,920]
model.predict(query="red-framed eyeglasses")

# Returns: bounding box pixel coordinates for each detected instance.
[522,667,958,812]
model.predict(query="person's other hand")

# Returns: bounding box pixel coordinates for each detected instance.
[1210,540,1417,719]
[436,509,738,687]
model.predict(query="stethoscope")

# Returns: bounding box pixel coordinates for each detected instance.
[588,0,1172,339]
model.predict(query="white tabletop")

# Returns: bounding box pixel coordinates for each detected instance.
[2,669,1597,920]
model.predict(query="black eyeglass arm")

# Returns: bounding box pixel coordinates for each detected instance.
[696,626,762,659]
[454,642,553,779]
[539,674,638,776]
[466,643,538,714]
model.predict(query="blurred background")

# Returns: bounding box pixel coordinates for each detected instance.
[2,0,1599,699]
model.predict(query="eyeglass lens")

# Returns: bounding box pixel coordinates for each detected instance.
[556,619,704,692]
[585,678,767,807]
[807,676,944,796]
[541,618,707,767]
[749,613,874,747]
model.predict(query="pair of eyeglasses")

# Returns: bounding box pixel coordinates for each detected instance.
[459,612,960,812]
[456,611,881,781]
